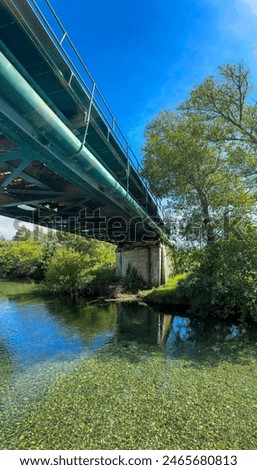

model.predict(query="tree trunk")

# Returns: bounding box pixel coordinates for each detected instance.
[197,189,215,245]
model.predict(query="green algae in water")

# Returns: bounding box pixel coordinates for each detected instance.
[0,286,257,450]
[1,341,257,449]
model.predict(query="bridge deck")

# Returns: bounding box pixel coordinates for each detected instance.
[0,0,165,243]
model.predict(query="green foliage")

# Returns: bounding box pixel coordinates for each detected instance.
[0,226,116,297]
[179,64,257,146]
[142,64,257,245]
[0,240,8,276]
[143,233,257,322]
[122,265,145,294]
[143,274,187,306]
[88,266,116,297]
[0,239,43,279]
[44,240,116,297]
[44,247,89,295]
[141,62,257,321]
[13,226,32,242]
[179,63,257,205]
[178,239,257,322]
[173,248,200,274]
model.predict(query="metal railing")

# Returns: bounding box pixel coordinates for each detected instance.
[26,0,164,219]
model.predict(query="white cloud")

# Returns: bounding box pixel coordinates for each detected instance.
[0,216,36,239]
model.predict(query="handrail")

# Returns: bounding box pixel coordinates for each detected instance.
[26,0,164,219]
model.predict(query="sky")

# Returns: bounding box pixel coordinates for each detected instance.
[1,0,257,238]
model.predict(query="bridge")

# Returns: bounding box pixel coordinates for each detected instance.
[0,0,171,286]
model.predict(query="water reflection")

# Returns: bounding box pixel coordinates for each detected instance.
[115,303,172,346]
[0,297,117,371]
[165,316,257,366]
[1,283,257,377]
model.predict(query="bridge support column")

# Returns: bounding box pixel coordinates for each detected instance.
[116,241,172,288]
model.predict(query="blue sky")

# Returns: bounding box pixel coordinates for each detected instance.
[46,0,257,148]
[1,0,257,237]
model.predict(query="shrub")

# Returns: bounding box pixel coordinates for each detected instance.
[88,267,117,296]
[44,247,90,296]
[173,247,200,274]
[0,240,43,279]
[122,265,145,294]
[178,239,257,322]
[44,243,116,297]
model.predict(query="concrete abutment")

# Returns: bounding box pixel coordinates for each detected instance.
[116,241,173,288]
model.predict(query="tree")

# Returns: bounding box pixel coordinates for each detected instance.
[178,63,257,179]
[44,242,116,297]
[0,239,43,278]
[142,63,257,319]
[178,236,257,322]
[33,226,45,242]
[142,110,255,245]
[13,225,32,241]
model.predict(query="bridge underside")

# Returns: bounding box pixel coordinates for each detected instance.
[0,0,172,286]
[0,0,165,244]
[0,131,158,244]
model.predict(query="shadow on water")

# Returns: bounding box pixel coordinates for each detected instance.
[116,302,172,345]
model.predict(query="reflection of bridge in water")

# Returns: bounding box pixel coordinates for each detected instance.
[0,0,171,286]
[1,291,251,374]
[0,297,173,374]
[116,303,172,346]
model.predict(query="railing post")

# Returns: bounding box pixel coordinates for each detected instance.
[68,72,74,86]
[59,31,67,45]
[29,0,164,220]
[82,82,96,145]
[126,161,130,194]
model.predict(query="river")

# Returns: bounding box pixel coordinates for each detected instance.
[0,280,257,449]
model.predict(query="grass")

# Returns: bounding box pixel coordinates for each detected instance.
[141,273,188,306]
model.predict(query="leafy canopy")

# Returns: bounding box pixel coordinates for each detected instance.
[142,63,257,245]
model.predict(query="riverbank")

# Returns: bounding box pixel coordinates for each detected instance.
[89,274,188,309]
[2,273,257,326]
[81,274,188,307]
[141,273,188,307]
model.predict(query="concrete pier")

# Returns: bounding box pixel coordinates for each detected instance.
[116,241,172,287]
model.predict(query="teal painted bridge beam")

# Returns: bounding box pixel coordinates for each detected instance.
[0,0,170,247]
[0,49,166,242]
